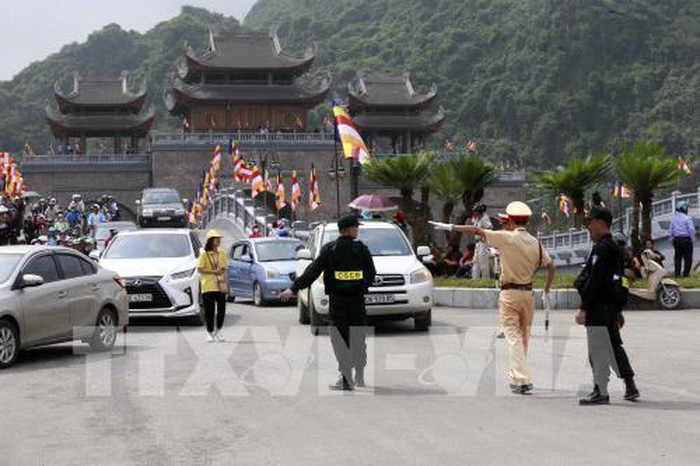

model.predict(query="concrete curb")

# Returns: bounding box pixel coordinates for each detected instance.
[434,287,700,310]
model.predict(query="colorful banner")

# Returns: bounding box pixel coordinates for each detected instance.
[332,106,371,166]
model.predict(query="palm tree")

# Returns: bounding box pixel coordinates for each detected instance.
[364,151,435,244]
[615,142,679,252]
[428,162,464,223]
[536,153,611,226]
[449,155,497,222]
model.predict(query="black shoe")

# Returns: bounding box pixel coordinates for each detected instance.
[354,369,365,388]
[624,378,640,401]
[511,384,531,395]
[496,331,505,339]
[579,392,610,405]
[329,376,353,391]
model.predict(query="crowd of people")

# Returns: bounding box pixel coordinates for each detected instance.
[0,193,121,254]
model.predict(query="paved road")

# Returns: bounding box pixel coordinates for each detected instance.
[3,302,700,465]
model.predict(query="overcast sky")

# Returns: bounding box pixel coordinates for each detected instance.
[0,0,258,81]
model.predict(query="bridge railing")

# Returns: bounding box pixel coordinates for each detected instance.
[200,188,277,236]
[21,154,149,164]
[540,189,700,259]
[151,131,335,146]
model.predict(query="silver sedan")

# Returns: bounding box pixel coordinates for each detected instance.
[0,246,129,368]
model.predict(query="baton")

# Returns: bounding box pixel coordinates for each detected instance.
[544,294,551,331]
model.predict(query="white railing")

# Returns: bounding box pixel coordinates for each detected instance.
[21,154,149,164]
[151,131,335,146]
[539,189,700,259]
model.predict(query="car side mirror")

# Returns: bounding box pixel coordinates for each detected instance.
[297,248,312,260]
[20,274,44,288]
[182,198,189,206]
[89,250,101,262]
[422,254,435,265]
[240,254,253,263]
[416,246,430,257]
[135,200,141,206]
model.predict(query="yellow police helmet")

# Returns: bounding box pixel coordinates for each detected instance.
[206,229,223,240]
[505,201,532,222]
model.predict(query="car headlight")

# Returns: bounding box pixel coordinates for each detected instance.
[170,268,195,280]
[175,208,185,215]
[410,267,432,284]
[142,209,155,217]
[265,268,280,279]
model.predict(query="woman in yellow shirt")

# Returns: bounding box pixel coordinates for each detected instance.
[197,229,229,342]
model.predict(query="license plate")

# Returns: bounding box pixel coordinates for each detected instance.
[128,293,152,303]
[365,294,395,305]
[157,216,171,221]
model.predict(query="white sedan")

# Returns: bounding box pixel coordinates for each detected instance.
[98,229,202,321]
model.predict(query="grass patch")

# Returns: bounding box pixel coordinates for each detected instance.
[434,272,700,289]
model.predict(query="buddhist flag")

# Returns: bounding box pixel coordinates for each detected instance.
[558,193,571,218]
[678,158,692,175]
[275,173,286,211]
[211,145,222,172]
[251,167,264,197]
[291,170,301,212]
[332,106,371,165]
[229,139,242,181]
[613,182,630,198]
[239,161,253,183]
[310,164,321,211]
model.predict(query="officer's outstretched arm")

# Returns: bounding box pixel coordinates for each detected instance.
[290,247,329,293]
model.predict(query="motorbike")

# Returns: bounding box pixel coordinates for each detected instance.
[628,249,682,310]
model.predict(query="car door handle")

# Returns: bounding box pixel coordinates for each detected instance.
[58,291,68,298]
[91,284,101,291]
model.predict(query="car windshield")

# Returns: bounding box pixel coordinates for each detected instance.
[255,241,303,262]
[103,234,191,259]
[143,191,180,205]
[322,228,411,256]
[0,254,22,282]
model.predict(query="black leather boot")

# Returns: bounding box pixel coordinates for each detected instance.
[624,377,640,401]
[329,374,353,391]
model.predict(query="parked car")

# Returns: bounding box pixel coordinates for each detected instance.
[98,229,201,321]
[0,246,129,369]
[296,221,433,334]
[136,188,188,228]
[228,237,304,306]
[94,221,137,253]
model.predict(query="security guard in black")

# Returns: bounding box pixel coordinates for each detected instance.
[288,214,376,391]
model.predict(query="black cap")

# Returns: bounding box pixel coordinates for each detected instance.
[337,214,361,230]
[587,206,613,225]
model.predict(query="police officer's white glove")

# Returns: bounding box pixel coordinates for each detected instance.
[429,221,454,232]
[542,291,552,309]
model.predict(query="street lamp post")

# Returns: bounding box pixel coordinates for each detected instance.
[327,150,346,218]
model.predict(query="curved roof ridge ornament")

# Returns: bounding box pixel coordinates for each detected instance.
[403,72,415,96]
[269,25,281,55]
[72,71,81,95]
[120,70,129,94]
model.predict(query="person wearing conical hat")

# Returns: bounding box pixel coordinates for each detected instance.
[430,201,556,395]
[197,229,229,342]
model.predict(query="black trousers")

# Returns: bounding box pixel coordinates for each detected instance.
[329,293,368,381]
[202,291,226,333]
[673,236,693,277]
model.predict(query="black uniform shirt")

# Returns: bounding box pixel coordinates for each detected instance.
[291,235,376,295]
[575,233,624,318]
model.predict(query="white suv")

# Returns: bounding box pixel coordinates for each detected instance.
[296,221,433,334]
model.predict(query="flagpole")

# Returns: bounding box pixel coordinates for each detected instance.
[334,115,341,218]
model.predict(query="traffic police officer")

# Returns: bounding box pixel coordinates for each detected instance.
[431,201,556,394]
[575,207,639,405]
[281,214,376,391]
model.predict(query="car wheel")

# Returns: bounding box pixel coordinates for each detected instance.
[90,308,118,351]
[0,320,20,369]
[298,291,310,325]
[309,299,325,336]
[414,309,432,331]
[253,282,266,307]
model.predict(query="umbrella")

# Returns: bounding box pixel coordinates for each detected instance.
[348,194,398,212]
[22,191,41,201]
